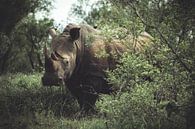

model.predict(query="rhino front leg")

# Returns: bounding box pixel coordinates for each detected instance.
[78,86,98,112]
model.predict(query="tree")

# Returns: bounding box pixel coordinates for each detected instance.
[0,0,52,35]
[3,15,54,73]
[0,0,53,73]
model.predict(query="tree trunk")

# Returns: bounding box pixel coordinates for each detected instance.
[28,51,35,70]
[0,43,12,74]
[37,53,43,67]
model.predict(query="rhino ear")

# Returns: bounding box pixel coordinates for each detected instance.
[70,27,80,40]
[48,28,57,38]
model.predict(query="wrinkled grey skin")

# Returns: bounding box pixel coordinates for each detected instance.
[42,23,127,111]
[42,24,84,86]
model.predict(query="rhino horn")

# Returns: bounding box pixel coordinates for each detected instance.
[44,44,49,59]
[44,44,53,72]
[48,28,57,38]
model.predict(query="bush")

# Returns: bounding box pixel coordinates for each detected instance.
[97,52,187,129]
[107,53,160,92]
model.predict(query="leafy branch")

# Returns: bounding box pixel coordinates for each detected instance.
[129,3,192,74]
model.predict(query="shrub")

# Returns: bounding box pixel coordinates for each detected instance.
[97,52,187,129]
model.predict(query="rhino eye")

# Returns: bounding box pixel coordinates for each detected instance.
[55,51,64,59]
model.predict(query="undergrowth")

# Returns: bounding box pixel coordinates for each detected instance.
[0,73,107,129]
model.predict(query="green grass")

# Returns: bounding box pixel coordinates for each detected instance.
[0,73,107,129]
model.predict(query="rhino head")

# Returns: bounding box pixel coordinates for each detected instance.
[42,25,81,86]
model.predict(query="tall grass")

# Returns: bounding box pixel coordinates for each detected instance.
[0,73,107,129]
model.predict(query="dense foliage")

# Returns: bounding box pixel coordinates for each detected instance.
[0,17,54,74]
[0,0,194,129]
[0,0,52,34]
[0,0,54,74]
[71,0,195,128]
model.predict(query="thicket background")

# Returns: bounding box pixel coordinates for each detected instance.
[0,0,194,129]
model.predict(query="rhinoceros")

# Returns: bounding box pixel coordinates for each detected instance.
[42,23,153,111]
[41,23,127,111]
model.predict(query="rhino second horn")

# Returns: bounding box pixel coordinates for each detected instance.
[44,45,49,59]
[48,28,57,38]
